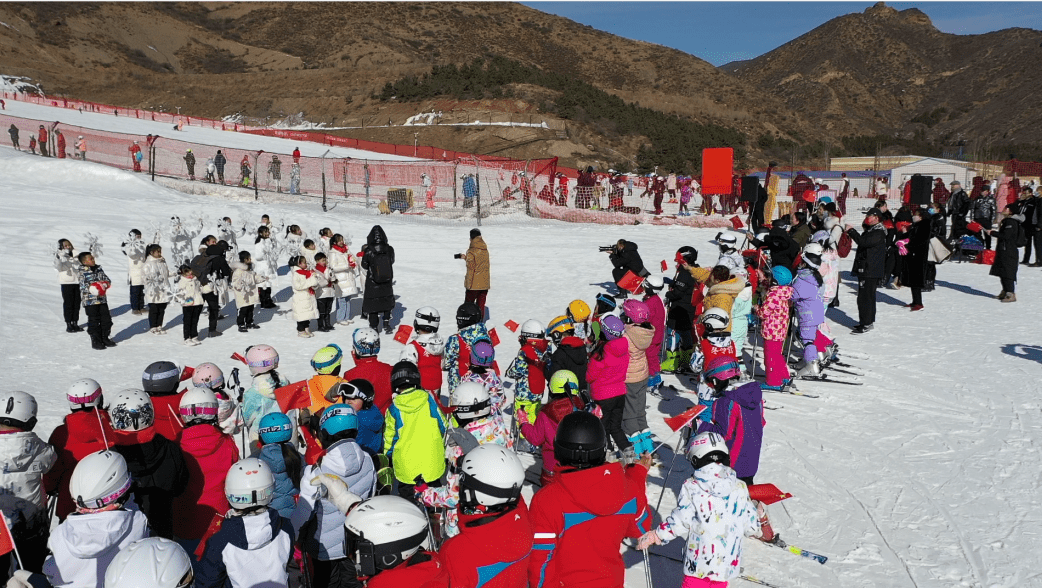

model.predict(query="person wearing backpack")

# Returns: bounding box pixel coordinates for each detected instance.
[989,205,1025,303]
[360,225,396,334]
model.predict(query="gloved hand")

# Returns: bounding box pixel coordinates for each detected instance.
[516,408,530,426]
[413,475,428,493]
[310,474,361,514]
[636,530,663,550]
[6,570,48,588]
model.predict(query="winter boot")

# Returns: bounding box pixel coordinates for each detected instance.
[627,434,642,456]
[102,328,117,347]
[248,321,260,329]
[755,501,777,543]
[66,322,79,333]
[238,324,249,333]
[90,334,106,351]
[797,360,820,378]
[996,290,1007,300]
[1002,292,1017,303]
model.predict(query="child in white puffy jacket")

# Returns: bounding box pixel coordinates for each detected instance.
[175,265,204,346]
[638,432,760,587]
[232,250,266,333]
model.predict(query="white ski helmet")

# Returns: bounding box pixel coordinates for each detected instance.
[344,495,429,577]
[178,388,219,425]
[802,243,824,269]
[0,391,38,431]
[458,444,524,508]
[108,389,155,432]
[700,307,730,332]
[449,381,492,420]
[352,328,381,357]
[245,344,279,376]
[414,306,441,332]
[415,332,445,356]
[67,378,104,411]
[519,319,546,341]
[686,431,729,470]
[225,458,275,509]
[70,450,132,510]
[643,275,664,293]
[717,233,738,251]
[191,362,225,390]
[104,537,193,588]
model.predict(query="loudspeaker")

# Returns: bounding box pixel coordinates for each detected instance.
[740,176,760,202]
[909,175,932,205]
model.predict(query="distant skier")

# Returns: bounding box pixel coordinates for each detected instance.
[129,141,142,172]
[239,155,252,187]
[38,125,48,157]
[55,130,66,159]
[289,163,301,194]
[8,124,18,150]
[184,149,196,180]
[74,135,87,160]
[205,158,216,183]
[268,154,282,192]
[214,150,226,184]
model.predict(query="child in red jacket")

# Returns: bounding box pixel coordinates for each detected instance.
[142,360,186,441]
[344,495,450,588]
[342,327,394,412]
[528,411,652,588]
[43,378,116,521]
[173,388,240,555]
[399,306,445,394]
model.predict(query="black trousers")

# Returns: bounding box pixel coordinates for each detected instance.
[61,284,81,323]
[317,297,334,326]
[857,278,879,327]
[148,302,168,329]
[84,303,112,338]
[1022,226,1039,263]
[297,320,310,332]
[259,287,275,307]
[183,305,203,339]
[1001,277,1016,294]
[367,310,390,330]
[129,284,144,311]
[911,287,923,306]
[202,291,219,330]
[237,305,254,327]
[596,395,631,451]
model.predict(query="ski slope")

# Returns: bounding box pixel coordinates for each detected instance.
[1,143,1040,588]
[0,96,425,161]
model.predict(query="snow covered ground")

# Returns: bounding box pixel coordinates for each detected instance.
[0,95,424,161]
[2,135,1041,588]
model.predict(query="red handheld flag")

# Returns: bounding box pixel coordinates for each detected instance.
[0,514,16,557]
[195,513,225,559]
[274,380,311,413]
[664,405,706,432]
[729,215,744,230]
[660,260,668,272]
[179,365,195,382]
[616,270,645,295]
[393,324,413,344]
[747,483,793,505]
[488,328,501,347]
[504,320,520,333]
[230,352,248,365]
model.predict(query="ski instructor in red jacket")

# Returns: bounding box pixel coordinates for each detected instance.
[528,411,652,588]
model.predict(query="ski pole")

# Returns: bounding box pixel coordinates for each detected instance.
[749,326,759,380]
[643,548,654,588]
[741,575,786,588]
[653,426,688,514]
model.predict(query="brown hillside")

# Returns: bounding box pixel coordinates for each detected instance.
[730,2,1042,145]
[0,1,818,169]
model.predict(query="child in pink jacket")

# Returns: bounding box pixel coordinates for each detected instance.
[585,315,633,463]
[757,266,795,390]
[518,370,585,486]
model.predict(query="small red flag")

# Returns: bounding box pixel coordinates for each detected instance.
[748,483,793,505]
[504,320,520,333]
[664,405,706,432]
[488,328,500,346]
[0,514,16,556]
[616,270,645,295]
[179,365,195,382]
[195,513,224,559]
[274,380,311,413]
[729,215,744,230]
[230,352,248,365]
[660,260,668,272]
[393,324,413,344]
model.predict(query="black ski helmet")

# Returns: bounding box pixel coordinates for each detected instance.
[390,361,421,393]
[554,411,606,469]
[142,361,180,396]
[456,302,482,329]
[677,246,698,266]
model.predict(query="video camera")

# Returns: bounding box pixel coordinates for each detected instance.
[598,245,615,253]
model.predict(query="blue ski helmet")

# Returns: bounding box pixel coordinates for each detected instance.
[601,315,625,341]
[320,404,358,436]
[352,328,381,357]
[258,412,293,444]
[771,266,793,286]
[470,340,495,367]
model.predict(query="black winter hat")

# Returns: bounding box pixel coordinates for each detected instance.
[470,228,481,239]
[142,361,180,395]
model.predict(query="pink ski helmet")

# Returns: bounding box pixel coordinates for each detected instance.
[621,299,651,323]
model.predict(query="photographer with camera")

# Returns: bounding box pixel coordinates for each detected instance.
[604,239,649,298]
[456,228,490,319]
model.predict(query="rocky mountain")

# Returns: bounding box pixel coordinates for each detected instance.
[730,2,1042,151]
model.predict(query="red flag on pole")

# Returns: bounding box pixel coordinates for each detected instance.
[393,324,413,345]
[488,328,501,346]
[179,365,195,382]
[0,514,16,556]
[729,215,744,230]
[616,270,645,295]
[274,380,311,413]
[504,320,520,333]
[747,483,793,505]
[664,405,706,432]
[230,352,248,365]
[660,260,668,272]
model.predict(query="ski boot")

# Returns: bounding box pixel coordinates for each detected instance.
[755,501,777,543]
[761,382,787,392]
[797,360,821,379]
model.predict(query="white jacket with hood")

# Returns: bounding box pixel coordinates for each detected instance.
[43,507,149,588]
[54,248,81,285]
[196,508,293,588]
[654,462,760,582]
[0,431,57,509]
[121,238,147,286]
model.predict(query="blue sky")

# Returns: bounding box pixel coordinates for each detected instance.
[521,2,1042,66]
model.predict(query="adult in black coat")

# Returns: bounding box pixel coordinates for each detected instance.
[947,182,971,241]
[360,225,396,333]
[213,150,227,184]
[748,223,800,270]
[899,210,932,310]
[1013,188,1038,264]
[989,206,1023,302]
[845,208,888,333]
[547,334,589,394]
[608,239,647,291]
[664,246,699,362]
[113,430,190,539]
[189,237,232,336]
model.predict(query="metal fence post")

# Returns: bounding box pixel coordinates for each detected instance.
[254,151,261,199]
[364,162,371,209]
[453,162,459,208]
[475,158,482,227]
